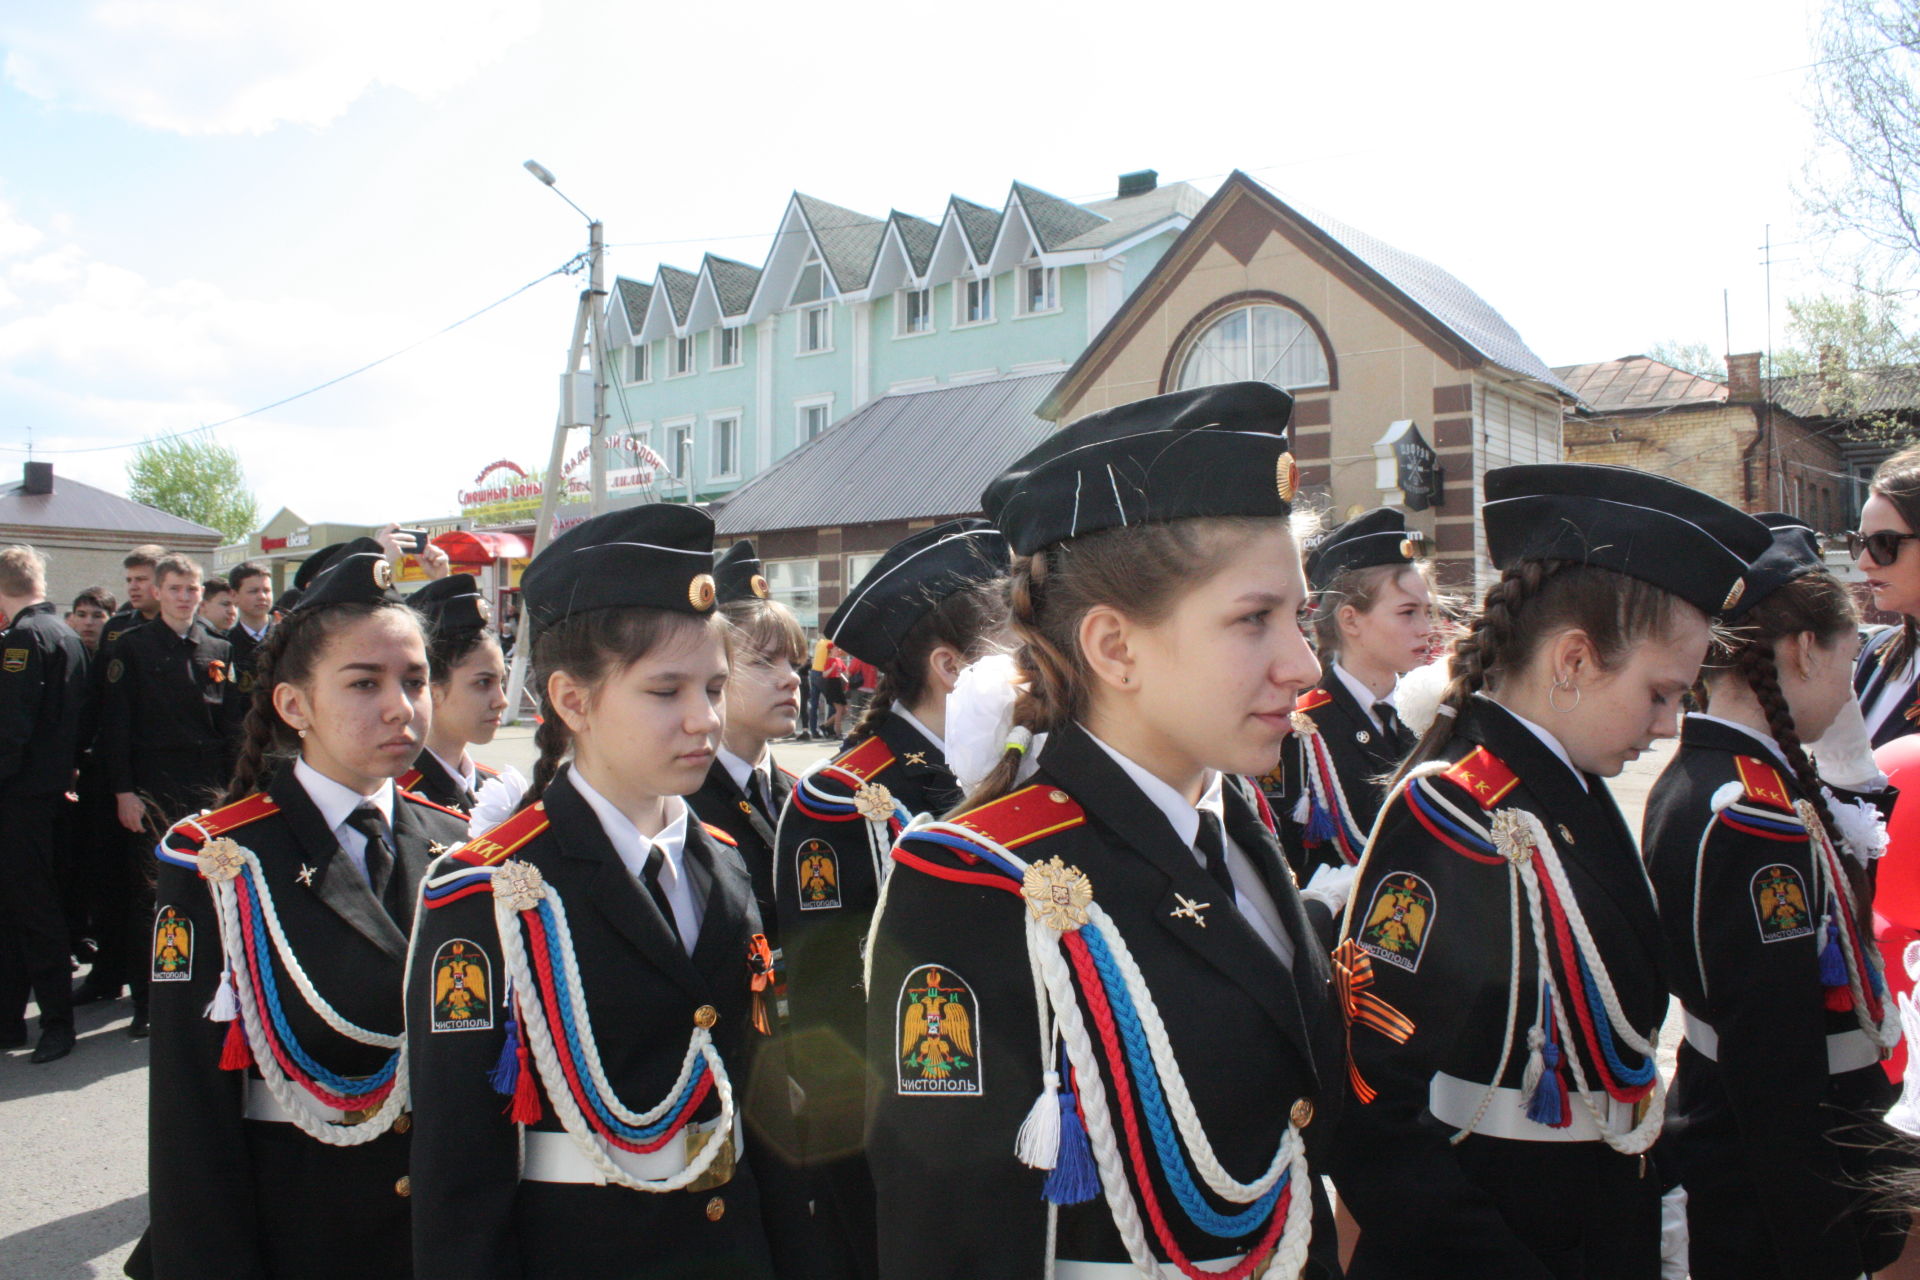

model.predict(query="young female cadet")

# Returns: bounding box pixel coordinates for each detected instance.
[1852,443,1920,745]
[1644,512,1907,1279]
[867,382,1343,1280]
[1331,464,1773,1279]
[771,517,1009,1279]
[1272,506,1433,878]
[406,505,786,1280]
[131,539,469,1280]
[400,573,507,814]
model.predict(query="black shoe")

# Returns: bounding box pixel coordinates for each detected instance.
[73,977,123,1005]
[29,1026,75,1064]
[0,1023,26,1051]
[127,1010,150,1040]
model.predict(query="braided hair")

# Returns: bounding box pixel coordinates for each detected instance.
[221,601,426,805]
[843,579,1009,748]
[1389,560,1689,788]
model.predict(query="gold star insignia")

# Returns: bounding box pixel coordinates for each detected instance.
[428,841,448,856]
[296,864,316,887]
[1170,894,1210,927]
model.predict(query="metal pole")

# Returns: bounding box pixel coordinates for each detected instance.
[588,219,609,514]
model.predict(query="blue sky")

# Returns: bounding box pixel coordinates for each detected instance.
[0,0,1836,527]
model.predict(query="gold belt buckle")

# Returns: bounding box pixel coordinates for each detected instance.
[685,1126,735,1191]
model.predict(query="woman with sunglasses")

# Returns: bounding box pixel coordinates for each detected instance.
[1849,445,1920,746]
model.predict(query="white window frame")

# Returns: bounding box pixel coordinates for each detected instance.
[671,333,696,377]
[797,303,833,355]
[663,417,695,481]
[1017,262,1060,317]
[710,412,741,479]
[763,557,821,630]
[897,286,933,337]
[796,395,835,442]
[713,325,742,369]
[955,275,996,327]
[625,342,652,385]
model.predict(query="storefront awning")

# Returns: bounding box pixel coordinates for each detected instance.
[434,530,532,563]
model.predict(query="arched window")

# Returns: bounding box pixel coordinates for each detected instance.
[1174,302,1330,393]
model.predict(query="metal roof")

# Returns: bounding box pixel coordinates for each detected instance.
[1552,356,1727,413]
[0,469,221,540]
[714,373,1060,535]
[1766,365,1920,417]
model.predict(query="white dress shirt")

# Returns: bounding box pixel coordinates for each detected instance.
[717,744,773,814]
[1081,729,1294,967]
[1331,660,1390,732]
[570,769,701,953]
[424,747,476,790]
[293,757,394,885]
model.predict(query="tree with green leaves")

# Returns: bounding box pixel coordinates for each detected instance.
[126,434,259,542]
[1645,339,1725,380]
[1802,0,1920,284]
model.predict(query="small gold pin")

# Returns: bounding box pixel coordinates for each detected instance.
[296,864,316,887]
[904,751,928,766]
[1170,894,1211,927]
[1556,824,1575,845]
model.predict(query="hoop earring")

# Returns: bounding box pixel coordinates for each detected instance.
[1549,678,1581,714]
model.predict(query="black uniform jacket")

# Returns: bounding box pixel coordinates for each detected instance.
[774,710,959,1162]
[406,768,780,1280]
[136,768,467,1280]
[866,722,1343,1280]
[1855,624,1920,748]
[0,601,88,799]
[689,753,794,946]
[1271,668,1415,880]
[1330,697,1669,1280]
[97,616,242,804]
[399,751,499,816]
[1643,715,1906,1280]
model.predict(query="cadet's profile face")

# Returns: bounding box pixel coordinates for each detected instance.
[124,564,154,610]
[66,605,108,648]
[275,610,431,795]
[556,621,727,805]
[156,570,202,629]
[1343,568,1435,677]
[199,591,238,631]
[1858,493,1920,618]
[719,638,802,746]
[432,636,508,747]
[235,575,274,624]
[1555,607,1713,777]
[1115,526,1321,787]
[1779,627,1863,744]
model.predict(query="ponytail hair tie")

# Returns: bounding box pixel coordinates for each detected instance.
[1005,726,1035,755]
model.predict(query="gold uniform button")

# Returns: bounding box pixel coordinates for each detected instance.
[394,1176,412,1198]
[1290,1098,1315,1129]
[392,1113,413,1135]
[705,1196,726,1221]
[1048,790,1070,804]
[694,1005,719,1029]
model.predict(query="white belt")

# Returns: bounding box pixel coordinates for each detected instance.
[519,1119,720,1184]
[242,1075,360,1125]
[1682,1010,1880,1075]
[1428,1070,1637,1142]
[1055,1258,1244,1279]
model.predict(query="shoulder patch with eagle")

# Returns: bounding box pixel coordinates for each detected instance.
[1750,864,1814,943]
[429,938,493,1031]
[896,964,980,1095]
[1357,871,1436,973]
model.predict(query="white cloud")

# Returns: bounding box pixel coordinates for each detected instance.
[1,0,541,135]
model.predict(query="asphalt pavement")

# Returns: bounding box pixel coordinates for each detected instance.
[0,728,1677,1277]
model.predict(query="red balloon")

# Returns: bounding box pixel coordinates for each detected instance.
[1875,735,1920,930]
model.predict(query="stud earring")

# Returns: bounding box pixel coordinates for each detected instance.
[297,728,308,739]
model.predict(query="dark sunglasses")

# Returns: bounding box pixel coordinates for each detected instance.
[1846,528,1920,566]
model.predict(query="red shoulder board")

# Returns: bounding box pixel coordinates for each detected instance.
[829,734,896,785]
[951,784,1087,851]
[701,821,738,847]
[173,792,280,843]
[1297,687,1334,714]
[399,789,467,821]
[1442,747,1520,809]
[396,767,424,791]
[1734,756,1795,812]
[456,803,550,867]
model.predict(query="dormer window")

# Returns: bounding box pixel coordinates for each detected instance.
[790,260,831,306]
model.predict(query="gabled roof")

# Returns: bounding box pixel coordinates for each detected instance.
[714,374,1059,535]
[793,193,887,293]
[0,469,221,540]
[890,211,940,276]
[1767,365,1920,417]
[658,266,698,325]
[949,197,1001,262]
[1010,181,1107,252]
[1054,182,1207,252]
[1552,356,1727,413]
[702,254,761,317]
[1041,170,1571,420]
[613,277,652,331]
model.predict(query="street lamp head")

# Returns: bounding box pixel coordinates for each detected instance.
[523,159,558,186]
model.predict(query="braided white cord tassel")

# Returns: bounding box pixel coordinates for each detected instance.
[1806,816,1902,1049]
[1446,862,1526,1145]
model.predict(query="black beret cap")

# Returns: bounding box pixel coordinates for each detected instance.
[407,572,491,637]
[292,538,400,613]
[1724,512,1825,622]
[825,518,1009,668]
[1305,507,1429,590]
[520,503,717,641]
[292,542,349,591]
[1483,464,1773,616]
[714,540,771,606]
[271,588,304,616]
[983,381,1298,556]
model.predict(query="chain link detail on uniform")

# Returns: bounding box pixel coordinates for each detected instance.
[420,856,739,1192]
[897,820,1315,1280]
[159,833,410,1145]
[1804,802,1901,1049]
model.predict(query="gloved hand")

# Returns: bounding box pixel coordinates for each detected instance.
[1811,695,1887,791]
[1659,1185,1689,1280]
[1299,862,1358,916]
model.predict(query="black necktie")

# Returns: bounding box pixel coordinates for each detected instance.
[1195,811,1236,897]
[750,769,775,822]
[642,846,683,948]
[1374,701,1407,744]
[345,805,404,920]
